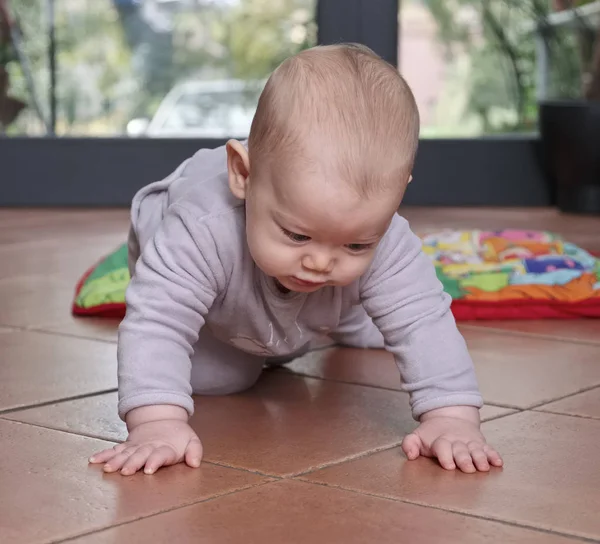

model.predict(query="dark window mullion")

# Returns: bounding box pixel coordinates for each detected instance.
[317,0,398,67]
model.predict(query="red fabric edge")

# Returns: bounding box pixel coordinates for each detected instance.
[451,299,600,320]
[72,302,126,319]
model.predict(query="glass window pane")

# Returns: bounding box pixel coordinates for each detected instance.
[5,0,317,137]
[3,0,49,136]
[398,0,595,137]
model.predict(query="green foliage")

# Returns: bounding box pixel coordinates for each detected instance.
[422,0,542,132]
[7,0,316,135]
[422,0,590,132]
[221,0,316,79]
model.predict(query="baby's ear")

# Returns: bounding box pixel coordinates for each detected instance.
[226,139,250,200]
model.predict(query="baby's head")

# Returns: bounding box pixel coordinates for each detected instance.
[227,43,420,292]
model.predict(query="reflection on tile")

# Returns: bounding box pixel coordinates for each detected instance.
[462,328,600,408]
[71,479,577,544]
[0,419,267,544]
[4,392,127,442]
[284,347,400,389]
[288,329,600,413]
[0,275,120,342]
[188,372,413,476]
[285,348,517,421]
[0,330,116,412]
[6,373,417,477]
[304,411,600,541]
[0,209,129,246]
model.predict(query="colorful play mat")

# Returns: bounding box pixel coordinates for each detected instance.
[73,229,600,321]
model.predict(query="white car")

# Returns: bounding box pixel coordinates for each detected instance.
[126,78,265,138]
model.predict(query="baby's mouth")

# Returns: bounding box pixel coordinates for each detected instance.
[290,276,327,287]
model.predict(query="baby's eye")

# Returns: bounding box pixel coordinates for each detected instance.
[282,227,311,243]
[346,243,373,252]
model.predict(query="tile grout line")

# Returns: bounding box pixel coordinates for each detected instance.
[459,324,600,348]
[177,443,407,481]
[484,385,600,414]
[480,401,521,410]
[53,479,279,544]
[295,479,600,544]
[185,459,284,479]
[0,324,22,333]
[0,418,125,445]
[287,412,526,481]
[30,328,118,345]
[0,418,124,444]
[480,409,523,423]
[0,322,119,345]
[532,408,600,421]
[289,441,405,479]
[525,383,600,412]
[0,389,118,416]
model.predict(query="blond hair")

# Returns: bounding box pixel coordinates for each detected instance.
[248,43,420,197]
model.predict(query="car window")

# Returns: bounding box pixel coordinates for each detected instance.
[158,90,259,137]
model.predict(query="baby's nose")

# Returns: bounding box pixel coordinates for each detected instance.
[303,252,333,273]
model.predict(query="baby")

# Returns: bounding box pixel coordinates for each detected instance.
[90,44,502,476]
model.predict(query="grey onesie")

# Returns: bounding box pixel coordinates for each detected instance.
[119,144,483,421]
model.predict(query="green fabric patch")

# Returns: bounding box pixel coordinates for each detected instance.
[74,243,130,309]
[86,244,129,283]
[435,267,463,299]
[75,268,130,309]
[460,271,510,292]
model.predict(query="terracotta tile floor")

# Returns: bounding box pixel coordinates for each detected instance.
[1,208,600,544]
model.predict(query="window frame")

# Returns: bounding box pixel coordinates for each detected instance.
[0,0,549,207]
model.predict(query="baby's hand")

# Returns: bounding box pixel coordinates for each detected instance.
[401,406,503,473]
[89,406,202,475]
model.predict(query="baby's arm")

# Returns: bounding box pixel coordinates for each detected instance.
[360,215,502,473]
[90,205,224,475]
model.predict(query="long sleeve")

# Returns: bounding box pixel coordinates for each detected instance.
[360,215,483,420]
[117,204,225,419]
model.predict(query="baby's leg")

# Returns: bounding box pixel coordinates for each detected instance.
[190,328,266,395]
[264,342,312,367]
[329,304,385,349]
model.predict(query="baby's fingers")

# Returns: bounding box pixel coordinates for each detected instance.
[467,443,490,472]
[120,446,153,476]
[484,445,504,467]
[185,437,204,468]
[452,442,476,473]
[103,449,135,473]
[89,444,126,464]
[143,446,178,475]
[431,438,455,470]
[401,433,423,461]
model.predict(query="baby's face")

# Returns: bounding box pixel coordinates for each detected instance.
[244,166,402,293]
